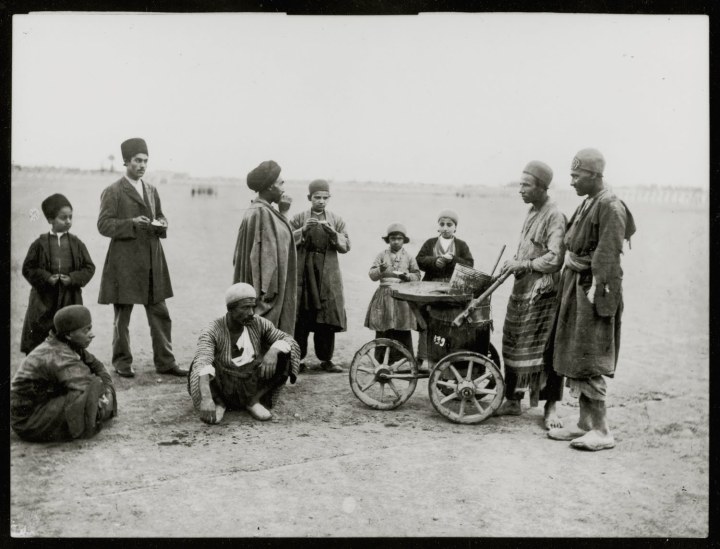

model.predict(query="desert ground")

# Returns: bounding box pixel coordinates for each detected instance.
[8,169,708,537]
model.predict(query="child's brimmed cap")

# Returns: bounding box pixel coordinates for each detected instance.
[382,223,410,243]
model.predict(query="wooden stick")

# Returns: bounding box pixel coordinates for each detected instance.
[452,271,512,327]
[489,244,506,277]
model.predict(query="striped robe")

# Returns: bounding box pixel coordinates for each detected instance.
[187,315,300,410]
[502,199,566,396]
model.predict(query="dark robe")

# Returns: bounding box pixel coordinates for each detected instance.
[233,198,297,336]
[553,189,636,379]
[289,209,349,332]
[97,177,173,305]
[21,233,95,354]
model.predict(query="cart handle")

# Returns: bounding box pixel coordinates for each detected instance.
[451,270,512,327]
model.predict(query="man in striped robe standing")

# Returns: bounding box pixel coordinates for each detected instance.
[187,283,301,424]
[495,161,567,429]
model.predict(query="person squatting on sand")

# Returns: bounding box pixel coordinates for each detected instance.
[415,209,474,372]
[21,194,95,355]
[187,283,301,424]
[494,161,567,430]
[233,160,298,336]
[289,179,349,373]
[547,148,636,451]
[364,223,421,362]
[11,305,117,442]
[97,137,186,379]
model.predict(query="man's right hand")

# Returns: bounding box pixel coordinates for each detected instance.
[48,274,60,285]
[199,398,218,424]
[133,215,151,229]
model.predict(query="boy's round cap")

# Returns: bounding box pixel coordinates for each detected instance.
[121,138,148,162]
[308,179,330,195]
[247,160,281,192]
[522,160,553,189]
[54,305,92,335]
[571,148,605,175]
[437,209,459,225]
[41,194,72,219]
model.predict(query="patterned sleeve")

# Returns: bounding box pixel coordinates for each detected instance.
[193,321,220,377]
[530,210,567,274]
[406,253,422,281]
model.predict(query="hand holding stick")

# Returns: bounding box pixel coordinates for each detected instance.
[452,270,512,327]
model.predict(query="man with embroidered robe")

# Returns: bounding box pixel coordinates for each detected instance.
[495,161,567,429]
[187,283,301,424]
[233,160,297,336]
[289,179,349,373]
[547,148,636,451]
[97,137,186,378]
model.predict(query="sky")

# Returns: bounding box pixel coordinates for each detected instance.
[12,12,709,187]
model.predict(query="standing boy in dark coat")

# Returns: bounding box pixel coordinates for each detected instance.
[21,194,95,354]
[289,179,349,373]
[97,137,186,378]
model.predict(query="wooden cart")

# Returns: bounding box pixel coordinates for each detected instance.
[349,281,505,424]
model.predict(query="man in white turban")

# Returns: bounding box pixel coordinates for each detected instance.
[187,283,301,424]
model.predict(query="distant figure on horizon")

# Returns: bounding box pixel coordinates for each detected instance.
[97,137,187,379]
[547,148,636,451]
[289,179,349,373]
[493,160,567,430]
[21,193,95,355]
[415,209,474,372]
[233,160,297,335]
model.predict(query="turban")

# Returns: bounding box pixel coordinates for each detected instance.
[225,282,257,308]
[120,138,149,162]
[41,193,72,219]
[571,148,605,176]
[308,179,330,195]
[437,209,459,225]
[54,305,92,336]
[247,160,281,193]
[382,223,410,243]
[523,160,553,189]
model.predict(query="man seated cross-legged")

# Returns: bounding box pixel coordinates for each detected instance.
[187,283,301,424]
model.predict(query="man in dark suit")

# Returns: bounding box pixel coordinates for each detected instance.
[97,137,186,378]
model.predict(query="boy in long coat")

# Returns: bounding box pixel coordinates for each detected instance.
[548,148,636,451]
[21,194,95,354]
[233,160,297,336]
[97,137,185,378]
[289,179,349,373]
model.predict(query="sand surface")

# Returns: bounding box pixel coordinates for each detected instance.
[9,172,708,537]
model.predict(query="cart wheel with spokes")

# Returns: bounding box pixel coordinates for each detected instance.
[349,338,419,410]
[428,351,505,424]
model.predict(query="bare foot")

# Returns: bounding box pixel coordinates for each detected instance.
[543,401,563,430]
[494,399,522,416]
[246,402,272,421]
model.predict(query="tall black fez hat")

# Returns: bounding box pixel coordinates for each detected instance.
[41,193,72,219]
[121,138,149,162]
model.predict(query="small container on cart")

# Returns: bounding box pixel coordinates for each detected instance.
[349,268,510,424]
